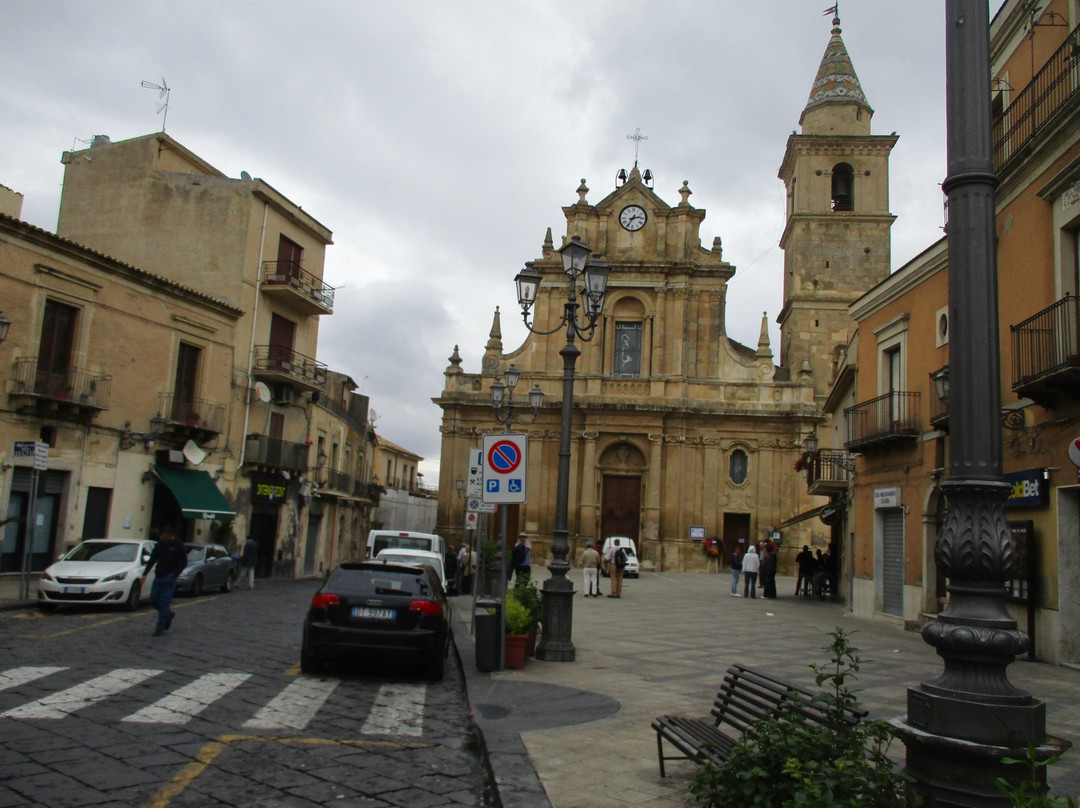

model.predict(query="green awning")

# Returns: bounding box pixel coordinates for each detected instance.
[153,465,236,521]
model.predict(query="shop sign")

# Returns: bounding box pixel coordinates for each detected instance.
[1004,469,1047,509]
[874,487,900,509]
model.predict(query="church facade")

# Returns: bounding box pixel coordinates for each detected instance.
[434,15,893,580]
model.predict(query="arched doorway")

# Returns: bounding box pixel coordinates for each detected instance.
[598,442,645,544]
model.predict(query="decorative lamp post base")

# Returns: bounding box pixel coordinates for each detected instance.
[891,717,1068,808]
[535,580,575,662]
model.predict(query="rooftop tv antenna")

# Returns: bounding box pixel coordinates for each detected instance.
[140,77,171,131]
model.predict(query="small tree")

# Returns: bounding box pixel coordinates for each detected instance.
[687,628,921,808]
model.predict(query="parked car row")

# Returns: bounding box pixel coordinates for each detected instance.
[37,539,237,612]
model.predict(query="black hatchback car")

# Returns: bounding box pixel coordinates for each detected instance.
[301,560,451,680]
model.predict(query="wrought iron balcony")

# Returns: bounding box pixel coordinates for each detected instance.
[10,358,111,414]
[844,391,921,452]
[319,469,352,495]
[993,21,1080,174]
[1011,294,1080,406]
[252,346,327,393]
[157,393,226,436]
[261,261,335,315]
[805,449,855,495]
[244,435,310,471]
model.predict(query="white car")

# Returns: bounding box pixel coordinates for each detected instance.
[38,538,157,612]
[375,548,448,591]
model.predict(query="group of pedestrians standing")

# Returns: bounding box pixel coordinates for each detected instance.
[728,539,780,599]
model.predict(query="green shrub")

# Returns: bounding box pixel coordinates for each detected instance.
[997,745,1079,807]
[512,573,542,631]
[504,591,532,635]
[687,628,921,808]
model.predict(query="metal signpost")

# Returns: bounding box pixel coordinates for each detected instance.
[13,441,48,600]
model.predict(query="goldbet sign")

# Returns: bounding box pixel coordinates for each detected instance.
[1004,469,1047,509]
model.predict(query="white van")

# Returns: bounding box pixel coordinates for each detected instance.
[365,529,445,561]
[601,536,640,578]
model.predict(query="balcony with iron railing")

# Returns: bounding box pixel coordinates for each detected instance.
[261,260,335,315]
[993,22,1080,173]
[244,435,310,471]
[1010,294,1080,405]
[10,358,111,414]
[157,392,226,436]
[353,477,383,503]
[320,468,352,495]
[252,346,328,393]
[805,449,856,495]
[844,391,921,452]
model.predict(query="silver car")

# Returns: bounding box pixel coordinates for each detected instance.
[176,543,237,596]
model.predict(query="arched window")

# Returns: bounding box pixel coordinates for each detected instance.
[831,163,854,211]
[729,449,748,485]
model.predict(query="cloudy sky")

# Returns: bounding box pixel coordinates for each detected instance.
[2,1,992,486]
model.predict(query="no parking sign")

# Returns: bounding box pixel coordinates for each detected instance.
[481,433,528,504]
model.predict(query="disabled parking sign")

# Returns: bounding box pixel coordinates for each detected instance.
[481,433,528,504]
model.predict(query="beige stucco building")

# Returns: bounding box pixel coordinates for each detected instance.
[1,133,380,588]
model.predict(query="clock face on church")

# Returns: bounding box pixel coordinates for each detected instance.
[619,205,647,231]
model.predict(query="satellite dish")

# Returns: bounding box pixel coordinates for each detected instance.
[254,382,271,402]
[182,440,207,466]
[240,170,252,181]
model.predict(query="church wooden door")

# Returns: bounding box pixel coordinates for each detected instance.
[601,475,641,541]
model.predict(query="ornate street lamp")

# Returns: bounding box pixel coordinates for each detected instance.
[514,235,609,662]
[893,3,1055,804]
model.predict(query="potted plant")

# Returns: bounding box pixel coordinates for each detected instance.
[504,590,532,669]
[512,572,543,656]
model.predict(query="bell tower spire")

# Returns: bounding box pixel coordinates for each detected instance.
[777,10,897,404]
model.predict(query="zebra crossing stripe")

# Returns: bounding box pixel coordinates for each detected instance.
[242,676,339,730]
[123,673,252,724]
[2,668,162,719]
[360,683,426,737]
[0,667,66,693]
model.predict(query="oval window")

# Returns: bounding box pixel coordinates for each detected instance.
[729,450,748,485]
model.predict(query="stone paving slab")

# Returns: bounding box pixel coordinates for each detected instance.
[454,571,1080,808]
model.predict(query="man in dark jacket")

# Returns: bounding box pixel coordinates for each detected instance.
[509,533,531,582]
[140,526,187,636]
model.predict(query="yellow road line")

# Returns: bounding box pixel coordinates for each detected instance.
[4,599,213,639]
[140,734,433,808]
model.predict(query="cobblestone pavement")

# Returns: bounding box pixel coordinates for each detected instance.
[0,580,494,808]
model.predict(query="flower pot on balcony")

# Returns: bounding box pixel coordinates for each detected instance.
[185,415,200,427]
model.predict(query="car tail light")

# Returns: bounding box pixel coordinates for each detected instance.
[310,593,340,609]
[409,600,442,617]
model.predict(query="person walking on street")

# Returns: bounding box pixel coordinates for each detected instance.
[605,539,627,598]
[238,537,259,590]
[509,533,531,582]
[580,541,600,597]
[444,545,459,595]
[140,526,187,636]
[741,544,760,598]
[730,546,742,596]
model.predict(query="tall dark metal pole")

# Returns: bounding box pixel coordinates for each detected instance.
[536,301,580,660]
[893,3,1060,804]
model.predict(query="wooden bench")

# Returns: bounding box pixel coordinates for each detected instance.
[650,663,868,777]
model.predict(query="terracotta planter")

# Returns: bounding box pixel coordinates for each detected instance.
[524,629,538,657]
[505,634,528,669]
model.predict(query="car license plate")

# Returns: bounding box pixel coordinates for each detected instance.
[63,586,86,594]
[352,607,395,620]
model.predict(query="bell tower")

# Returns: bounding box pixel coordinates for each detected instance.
[778,12,897,403]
